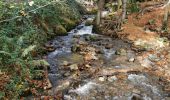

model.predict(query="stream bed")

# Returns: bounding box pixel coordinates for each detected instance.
[46,16,170,100]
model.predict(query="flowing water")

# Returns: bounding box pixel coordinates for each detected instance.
[46,16,169,100]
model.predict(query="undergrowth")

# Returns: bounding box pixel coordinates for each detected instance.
[0,0,84,99]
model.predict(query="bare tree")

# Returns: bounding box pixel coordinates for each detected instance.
[163,0,170,29]
[96,0,105,25]
[117,0,122,11]
[121,0,127,20]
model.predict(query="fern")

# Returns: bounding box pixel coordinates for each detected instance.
[22,45,36,57]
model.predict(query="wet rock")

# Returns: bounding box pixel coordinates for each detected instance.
[44,42,54,48]
[166,53,170,62]
[164,84,170,92]
[95,48,104,54]
[85,64,91,68]
[86,47,96,52]
[63,61,69,66]
[55,80,70,92]
[76,25,84,30]
[148,54,160,62]
[64,95,72,100]
[129,58,135,62]
[68,64,78,70]
[84,52,98,61]
[131,94,143,100]
[73,35,80,38]
[128,74,146,84]
[71,45,80,52]
[115,48,126,56]
[85,35,97,41]
[132,89,141,94]
[107,76,117,82]
[78,40,87,45]
[105,44,113,49]
[47,48,55,52]
[98,76,106,82]
[85,20,93,26]
[137,56,153,68]
[124,92,132,97]
[64,72,71,77]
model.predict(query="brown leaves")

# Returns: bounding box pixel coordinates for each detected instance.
[0,71,10,90]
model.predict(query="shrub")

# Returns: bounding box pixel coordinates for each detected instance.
[0,0,84,99]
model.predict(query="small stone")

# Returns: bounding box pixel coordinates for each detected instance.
[79,41,87,45]
[63,61,69,66]
[148,54,160,62]
[131,94,143,100]
[71,45,80,52]
[166,54,170,62]
[64,95,72,100]
[107,76,117,82]
[55,80,70,92]
[73,35,80,38]
[95,48,104,54]
[45,42,53,48]
[85,64,91,68]
[164,84,170,92]
[64,72,70,77]
[115,48,126,56]
[129,58,135,62]
[84,52,98,61]
[68,64,78,70]
[105,44,113,49]
[77,25,84,30]
[98,76,106,82]
[160,55,164,58]
[124,92,132,96]
[132,89,141,94]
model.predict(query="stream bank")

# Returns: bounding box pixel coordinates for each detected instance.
[44,16,170,100]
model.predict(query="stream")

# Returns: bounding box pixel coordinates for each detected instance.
[46,15,169,100]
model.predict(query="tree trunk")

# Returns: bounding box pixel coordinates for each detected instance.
[96,0,105,25]
[163,0,170,29]
[117,0,122,11]
[122,0,127,20]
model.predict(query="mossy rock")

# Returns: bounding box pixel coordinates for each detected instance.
[92,23,103,34]
[85,35,97,41]
[71,44,81,52]
[62,18,76,30]
[87,9,98,14]
[85,20,93,26]
[54,25,67,36]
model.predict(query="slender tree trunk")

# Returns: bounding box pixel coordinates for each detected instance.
[117,0,122,11]
[96,9,101,25]
[122,0,127,20]
[96,0,105,25]
[163,0,170,29]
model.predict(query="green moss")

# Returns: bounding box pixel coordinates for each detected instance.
[87,9,98,14]
[54,25,67,36]
[61,18,76,30]
[0,0,84,99]
[85,20,93,26]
